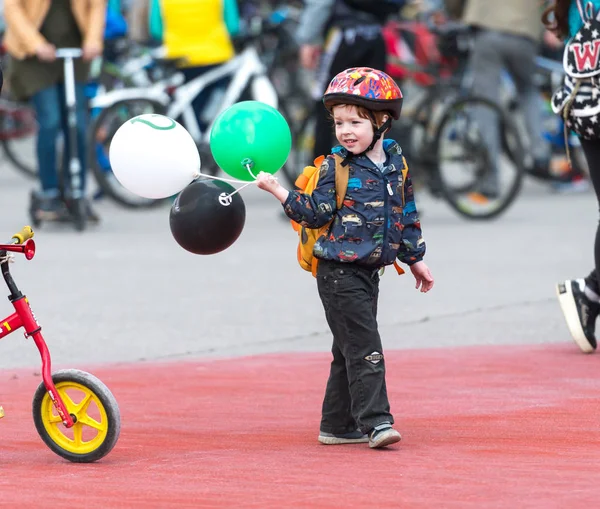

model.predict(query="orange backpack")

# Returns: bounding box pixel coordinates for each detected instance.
[290,154,407,277]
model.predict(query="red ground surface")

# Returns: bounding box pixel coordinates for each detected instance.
[1,343,599,508]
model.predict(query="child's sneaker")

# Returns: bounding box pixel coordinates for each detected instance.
[556,279,600,353]
[368,423,402,449]
[318,429,369,445]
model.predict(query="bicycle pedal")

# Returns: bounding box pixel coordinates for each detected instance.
[0,406,4,419]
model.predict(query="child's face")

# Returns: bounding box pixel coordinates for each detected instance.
[332,105,374,154]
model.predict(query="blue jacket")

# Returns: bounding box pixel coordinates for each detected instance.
[283,140,426,268]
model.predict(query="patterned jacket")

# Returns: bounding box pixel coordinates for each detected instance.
[283,140,426,268]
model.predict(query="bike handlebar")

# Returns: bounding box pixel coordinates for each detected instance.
[12,226,34,244]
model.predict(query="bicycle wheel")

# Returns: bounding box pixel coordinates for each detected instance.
[88,98,168,209]
[0,100,38,179]
[279,100,316,189]
[432,95,525,220]
[32,369,121,463]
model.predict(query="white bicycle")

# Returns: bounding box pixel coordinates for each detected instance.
[88,29,282,208]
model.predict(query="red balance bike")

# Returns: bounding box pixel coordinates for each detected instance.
[0,226,120,462]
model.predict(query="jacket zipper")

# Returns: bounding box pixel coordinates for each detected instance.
[382,174,393,260]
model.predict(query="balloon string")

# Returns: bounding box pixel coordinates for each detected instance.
[245,163,258,180]
[196,171,256,185]
[224,181,254,199]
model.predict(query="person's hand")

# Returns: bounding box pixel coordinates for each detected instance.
[35,42,56,62]
[255,171,290,203]
[409,261,434,293]
[543,29,563,49]
[255,171,281,193]
[82,44,102,62]
[299,44,321,70]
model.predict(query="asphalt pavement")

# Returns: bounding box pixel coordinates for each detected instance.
[0,160,595,370]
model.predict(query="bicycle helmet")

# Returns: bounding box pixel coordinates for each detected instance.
[323,67,403,161]
[323,67,403,119]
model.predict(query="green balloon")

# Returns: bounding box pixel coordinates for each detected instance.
[209,101,292,181]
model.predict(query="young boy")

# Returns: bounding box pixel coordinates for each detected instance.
[257,67,434,449]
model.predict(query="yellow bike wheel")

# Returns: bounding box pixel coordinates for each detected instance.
[32,369,120,462]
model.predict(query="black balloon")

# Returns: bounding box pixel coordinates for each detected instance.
[169,178,246,255]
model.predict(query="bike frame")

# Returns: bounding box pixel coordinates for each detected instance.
[0,243,75,428]
[90,45,279,143]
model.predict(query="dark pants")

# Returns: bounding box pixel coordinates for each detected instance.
[181,65,230,132]
[581,138,600,294]
[312,26,387,159]
[30,82,88,196]
[316,260,394,435]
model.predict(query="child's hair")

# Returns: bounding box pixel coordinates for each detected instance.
[542,0,571,40]
[330,104,392,131]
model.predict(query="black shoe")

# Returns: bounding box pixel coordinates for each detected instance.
[85,199,101,223]
[528,160,556,182]
[30,192,70,222]
[64,197,101,224]
[556,279,600,353]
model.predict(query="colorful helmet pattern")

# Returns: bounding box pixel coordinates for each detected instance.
[323,67,403,119]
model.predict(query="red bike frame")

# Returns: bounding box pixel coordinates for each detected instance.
[0,240,74,428]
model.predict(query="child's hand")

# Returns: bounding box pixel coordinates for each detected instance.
[256,171,281,192]
[409,261,434,293]
[255,171,290,204]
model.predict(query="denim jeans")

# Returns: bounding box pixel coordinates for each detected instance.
[316,260,394,435]
[30,82,88,196]
[469,30,550,172]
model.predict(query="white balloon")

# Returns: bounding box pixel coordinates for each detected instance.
[109,114,201,199]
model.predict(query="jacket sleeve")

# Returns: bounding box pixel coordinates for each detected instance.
[295,0,334,45]
[282,156,337,228]
[4,0,48,55]
[83,0,107,51]
[397,170,426,265]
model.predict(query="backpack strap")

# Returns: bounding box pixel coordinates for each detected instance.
[393,158,411,276]
[309,154,349,277]
[333,154,350,209]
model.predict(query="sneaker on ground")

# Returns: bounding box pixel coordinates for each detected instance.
[318,430,369,445]
[556,279,600,353]
[369,423,401,449]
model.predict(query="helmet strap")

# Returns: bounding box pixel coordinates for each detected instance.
[342,116,391,166]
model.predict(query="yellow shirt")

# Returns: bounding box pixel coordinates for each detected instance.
[162,0,234,67]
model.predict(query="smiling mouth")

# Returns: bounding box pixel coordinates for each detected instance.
[344,139,357,144]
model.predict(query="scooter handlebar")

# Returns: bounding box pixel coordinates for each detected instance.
[11,226,34,244]
[54,48,83,59]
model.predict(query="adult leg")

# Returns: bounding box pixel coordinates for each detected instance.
[556,137,600,352]
[579,138,600,294]
[467,30,504,196]
[30,85,62,196]
[503,35,550,169]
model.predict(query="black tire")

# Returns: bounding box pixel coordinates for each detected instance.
[279,100,316,189]
[32,369,121,463]
[0,101,38,179]
[431,95,525,220]
[87,98,169,209]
